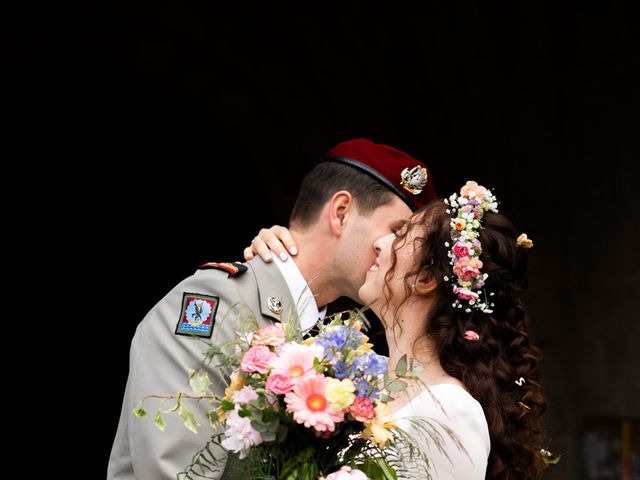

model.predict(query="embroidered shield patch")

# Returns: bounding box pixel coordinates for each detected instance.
[175,293,219,338]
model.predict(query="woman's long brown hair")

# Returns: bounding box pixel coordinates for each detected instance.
[384,200,547,479]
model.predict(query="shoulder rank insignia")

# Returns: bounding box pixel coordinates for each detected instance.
[198,261,248,277]
[175,292,219,338]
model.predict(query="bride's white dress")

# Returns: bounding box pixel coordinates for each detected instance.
[392,384,490,479]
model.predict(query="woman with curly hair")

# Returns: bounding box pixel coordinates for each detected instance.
[357,180,546,479]
[245,180,547,479]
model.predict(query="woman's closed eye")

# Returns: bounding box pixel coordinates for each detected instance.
[391,220,409,237]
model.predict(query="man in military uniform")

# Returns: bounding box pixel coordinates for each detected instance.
[107,138,437,480]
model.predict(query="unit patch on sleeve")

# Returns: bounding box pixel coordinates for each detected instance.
[175,293,219,338]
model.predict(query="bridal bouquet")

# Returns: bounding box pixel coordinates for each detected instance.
[135,308,448,480]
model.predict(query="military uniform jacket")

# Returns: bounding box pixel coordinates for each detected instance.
[107,258,295,480]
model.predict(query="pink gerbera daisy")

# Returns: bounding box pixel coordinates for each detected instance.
[270,342,323,386]
[285,373,345,432]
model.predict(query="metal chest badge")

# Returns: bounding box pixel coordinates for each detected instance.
[400,165,428,195]
[267,296,283,315]
[175,292,220,338]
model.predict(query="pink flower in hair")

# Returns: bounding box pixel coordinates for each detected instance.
[454,287,480,301]
[453,257,483,281]
[452,242,471,258]
[460,181,488,201]
[464,330,480,341]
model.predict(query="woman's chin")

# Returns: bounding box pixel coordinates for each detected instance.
[358,291,382,313]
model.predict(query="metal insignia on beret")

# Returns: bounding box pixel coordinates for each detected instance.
[400,165,428,195]
[267,296,283,315]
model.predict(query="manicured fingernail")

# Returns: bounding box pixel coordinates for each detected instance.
[290,247,298,255]
[280,252,288,261]
[265,253,272,261]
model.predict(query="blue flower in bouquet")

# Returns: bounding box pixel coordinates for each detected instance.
[333,361,350,380]
[315,324,365,359]
[353,352,388,378]
[353,377,379,399]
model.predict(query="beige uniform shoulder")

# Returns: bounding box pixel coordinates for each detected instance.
[108,259,293,480]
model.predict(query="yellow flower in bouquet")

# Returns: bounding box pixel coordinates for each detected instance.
[326,378,356,410]
[362,403,396,448]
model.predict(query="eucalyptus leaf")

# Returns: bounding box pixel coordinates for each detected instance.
[262,408,278,423]
[394,354,408,376]
[251,420,268,432]
[379,393,394,402]
[265,419,280,432]
[261,431,276,442]
[276,424,289,442]
[385,379,408,392]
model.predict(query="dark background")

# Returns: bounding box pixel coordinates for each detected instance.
[6,1,639,478]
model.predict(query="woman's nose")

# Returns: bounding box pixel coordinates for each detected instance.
[373,232,393,252]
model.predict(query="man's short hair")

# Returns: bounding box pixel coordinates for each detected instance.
[289,162,396,229]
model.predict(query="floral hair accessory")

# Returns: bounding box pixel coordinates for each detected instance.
[444,181,498,314]
[464,330,480,341]
[517,233,534,249]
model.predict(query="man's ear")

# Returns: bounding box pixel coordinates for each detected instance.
[328,191,353,236]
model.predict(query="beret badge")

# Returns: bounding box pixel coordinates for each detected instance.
[400,165,428,195]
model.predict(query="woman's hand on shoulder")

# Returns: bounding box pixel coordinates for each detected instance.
[243,225,298,263]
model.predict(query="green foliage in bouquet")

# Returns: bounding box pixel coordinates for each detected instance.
[135,304,460,480]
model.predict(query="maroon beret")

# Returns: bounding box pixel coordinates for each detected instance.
[326,138,437,211]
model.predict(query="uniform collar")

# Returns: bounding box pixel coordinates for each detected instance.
[246,258,296,324]
[270,255,326,331]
